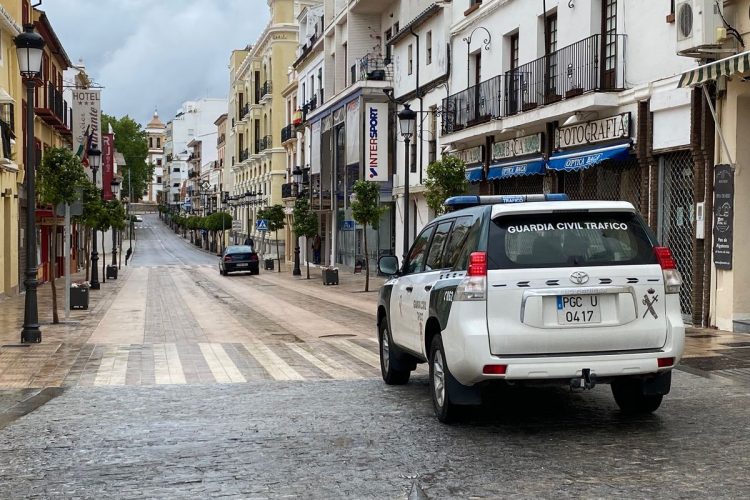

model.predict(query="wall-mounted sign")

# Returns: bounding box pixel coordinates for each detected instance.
[492,133,543,161]
[452,145,484,166]
[555,112,630,149]
[365,102,388,182]
[713,164,734,270]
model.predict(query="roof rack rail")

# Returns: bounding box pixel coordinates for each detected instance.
[444,194,569,209]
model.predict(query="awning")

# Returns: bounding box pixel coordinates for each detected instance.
[678,51,750,88]
[465,166,484,183]
[487,156,545,180]
[547,143,632,172]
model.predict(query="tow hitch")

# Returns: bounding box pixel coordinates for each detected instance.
[570,368,597,391]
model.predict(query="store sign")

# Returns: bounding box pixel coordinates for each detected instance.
[365,102,388,182]
[452,146,484,166]
[492,133,543,161]
[102,134,114,200]
[555,113,630,149]
[713,164,734,270]
[72,90,102,152]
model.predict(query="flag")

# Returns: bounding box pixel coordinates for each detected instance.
[81,128,95,168]
[75,124,90,158]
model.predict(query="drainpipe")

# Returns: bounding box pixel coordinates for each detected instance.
[409,26,424,185]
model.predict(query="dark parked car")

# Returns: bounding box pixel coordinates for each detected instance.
[219,245,259,275]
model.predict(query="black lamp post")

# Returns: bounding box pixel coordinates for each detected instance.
[88,148,102,290]
[15,24,45,343]
[110,179,121,266]
[291,166,303,276]
[397,104,417,259]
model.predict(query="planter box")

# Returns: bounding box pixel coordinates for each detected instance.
[565,87,584,99]
[106,265,118,280]
[323,269,339,285]
[70,287,89,310]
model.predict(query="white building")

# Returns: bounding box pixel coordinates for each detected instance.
[163,98,227,208]
[144,110,165,203]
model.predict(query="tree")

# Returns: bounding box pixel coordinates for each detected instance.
[258,204,285,272]
[100,200,126,280]
[292,197,318,279]
[424,156,469,217]
[102,114,152,202]
[37,147,88,323]
[351,180,386,292]
[206,212,232,254]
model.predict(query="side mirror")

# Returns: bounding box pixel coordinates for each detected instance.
[378,255,400,276]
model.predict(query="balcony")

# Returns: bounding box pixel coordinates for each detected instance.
[259,135,272,152]
[240,103,249,120]
[281,124,295,143]
[260,81,272,99]
[239,148,249,162]
[35,82,71,134]
[352,54,393,84]
[217,133,226,147]
[441,34,626,134]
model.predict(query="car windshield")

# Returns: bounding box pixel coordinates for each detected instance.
[487,211,658,269]
[228,245,254,254]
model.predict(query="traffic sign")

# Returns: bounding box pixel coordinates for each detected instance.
[342,220,355,231]
[231,221,242,230]
[256,219,269,231]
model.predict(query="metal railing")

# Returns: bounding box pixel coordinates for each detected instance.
[38,83,70,129]
[281,182,299,199]
[239,148,249,162]
[442,34,626,134]
[281,124,294,143]
[261,81,272,98]
[353,54,393,83]
[259,135,272,151]
[240,103,249,119]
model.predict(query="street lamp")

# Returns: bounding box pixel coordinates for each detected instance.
[291,166,303,276]
[16,24,45,343]
[110,179,121,266]
[88,148,102,290]
[398,104,417,259]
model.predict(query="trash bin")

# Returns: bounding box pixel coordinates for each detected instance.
[70,286,89,310]
[323,268,339,285]
[264,258,274,270]
[106,265,118,279]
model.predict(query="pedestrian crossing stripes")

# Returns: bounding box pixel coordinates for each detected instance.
[71,338,388,387]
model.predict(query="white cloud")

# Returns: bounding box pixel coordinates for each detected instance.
[41,0,268,125]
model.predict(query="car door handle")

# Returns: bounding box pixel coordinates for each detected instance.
[405,286,413,292]
[424,285,432,291]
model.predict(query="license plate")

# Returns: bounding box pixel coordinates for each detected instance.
[556,295,601,324]
[236,263,249,268]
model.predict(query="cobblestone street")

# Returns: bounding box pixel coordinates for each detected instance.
[1,215,749,498]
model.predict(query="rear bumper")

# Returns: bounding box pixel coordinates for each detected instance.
[224,262,259,273]
[442,300,685,386]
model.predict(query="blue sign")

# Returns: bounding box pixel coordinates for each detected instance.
[342,220,355,231]
[256,219,269,231]
[547,143,631,172]
[487,156,545,180]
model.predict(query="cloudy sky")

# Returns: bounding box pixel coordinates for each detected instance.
[42,0,269,127]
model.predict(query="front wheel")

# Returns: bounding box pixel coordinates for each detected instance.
[379,320,410,385]
[611,379,664,414]
[429,335,459,424]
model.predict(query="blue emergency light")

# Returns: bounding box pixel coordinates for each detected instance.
[444,193,569,209]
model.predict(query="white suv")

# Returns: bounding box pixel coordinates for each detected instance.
[376,194,684,423]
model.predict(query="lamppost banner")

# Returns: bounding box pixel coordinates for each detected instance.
[72,89,102,184]
[364,102,388,182]
[102,133,114,200]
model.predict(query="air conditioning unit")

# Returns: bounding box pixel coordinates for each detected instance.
[676,0,724,57]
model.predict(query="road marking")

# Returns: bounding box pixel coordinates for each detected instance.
[243,340,304,381]
[330,340,381,369]
[153,343,186,385]
[286,343,362,380]
[199,343,246,384]
[93,346,117,386]
[108,347,130,385]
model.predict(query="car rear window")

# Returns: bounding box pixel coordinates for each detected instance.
[228,245,254,254]
[487,211,657,269]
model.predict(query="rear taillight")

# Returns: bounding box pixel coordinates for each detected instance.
[223,255,232,262]
[456,252,487,301]
[657,357,675,368]
[654,246,681,294]
[250,254,259,262]
[467,252,487,276]
[483,364,507,375]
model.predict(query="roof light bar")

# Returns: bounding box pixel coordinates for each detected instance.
[444,193,569,208]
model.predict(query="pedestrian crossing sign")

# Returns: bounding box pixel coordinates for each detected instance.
[256,219,269,231]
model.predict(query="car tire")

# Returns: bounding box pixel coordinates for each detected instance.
[611,378,663,414]
[379,320,410,385]
[429,334,459,424]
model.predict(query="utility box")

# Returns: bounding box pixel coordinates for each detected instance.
[106,265,118,279]
[323,268,339,285]
[264,258,274,270]
[70,286,89,310]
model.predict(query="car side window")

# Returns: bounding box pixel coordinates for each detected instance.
[442,216,475,269]
[425,221,453,271]
[451,217,483,271]
[404,225,435,275]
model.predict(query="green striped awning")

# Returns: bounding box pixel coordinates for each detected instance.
[678,51,750,87]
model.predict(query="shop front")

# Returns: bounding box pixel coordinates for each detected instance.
[489,133,546,195]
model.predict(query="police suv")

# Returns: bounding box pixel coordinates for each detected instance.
[376,194,684,423]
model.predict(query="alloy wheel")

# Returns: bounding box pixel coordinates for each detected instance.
[433,349,445,408]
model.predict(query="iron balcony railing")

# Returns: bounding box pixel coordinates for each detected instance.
[261,81,272,98]
[281,124,294,143]
[441,34,627,134]
[240,103,249,119]
[281,182,299,199]
[259,135,272,151]
[352,54,393,84]
[239,148,249,162]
